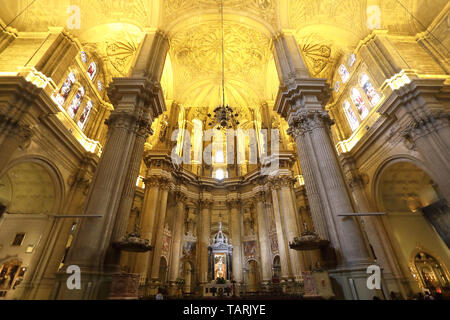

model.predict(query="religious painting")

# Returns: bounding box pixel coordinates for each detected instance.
[182,240,196,259]
[0,260,26,291]
[269,233,279,254]
[214,253,226,280]
[244,241,257,258]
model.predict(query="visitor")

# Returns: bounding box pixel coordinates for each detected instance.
[424,291,435,300]
[156,288,164,300]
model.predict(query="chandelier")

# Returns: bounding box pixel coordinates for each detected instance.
[207,0,240,130]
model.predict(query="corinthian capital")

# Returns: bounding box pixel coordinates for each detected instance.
[287,109,334,137]
[226,199,240,210]
[339,153,367,190]
[105,111,139,131]
[199,198,213,209]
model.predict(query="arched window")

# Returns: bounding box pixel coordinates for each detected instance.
[55,72,76,106]
[343,100,360,131]
[87,62,97,80]
[348,53,356,67]
[80,51,88,63]
[77,101,93,130]
[350,88,369,120]
[67,86,85,119]
[360,74,381,106]
[338,64,350,83]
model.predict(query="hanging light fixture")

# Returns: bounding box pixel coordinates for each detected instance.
[207,0,240,130]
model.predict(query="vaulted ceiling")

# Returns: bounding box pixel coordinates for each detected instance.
[0,0,447,109]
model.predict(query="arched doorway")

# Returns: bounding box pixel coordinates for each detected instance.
[377,161,450,295]
[0,160,62,299]
[272,256,281,283]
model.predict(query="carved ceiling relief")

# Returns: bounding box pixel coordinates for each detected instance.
[164,0,276,26]
[170,22,271,107]
[8,0,152,32]
[289,0,366,36]
[298,34,343,80]
[82,31,142,82]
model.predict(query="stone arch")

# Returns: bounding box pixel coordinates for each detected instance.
[0,156,65,215]
[372,156,450,294]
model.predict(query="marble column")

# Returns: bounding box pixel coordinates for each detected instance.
[279,177,305,280]
[55,30,167,299]
[254,192,272,283]
[168,193,186,291]
[341,153,409,298]
[199,200,212,284]
[273,32,373,299]
[133,176,160,278]
[59,109,141,299]
[107,116,154,271]
[149,182,170,282]
[228,200,242,283]
[269,183,291,280]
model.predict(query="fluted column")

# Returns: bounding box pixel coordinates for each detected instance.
[107,117,154,270]
[273,32,374,298]
[199,199,212,284]
[269,182,291,280]
[288,110,371,268]
[279,177,305,280]
[169,193,186,289]
[255,192,272,283]
[150,182,170,281]
[134,176,160,277]
[228,200,242,283]
[62,110,139,280]
[341,153,409,298]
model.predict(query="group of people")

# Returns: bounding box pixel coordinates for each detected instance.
[372,290,444,300]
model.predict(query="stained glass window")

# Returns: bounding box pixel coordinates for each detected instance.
[55,72,76,106]
[67,87,85,119]
[360,74,381,106]
[80,51,87,63]
[338,64,350,83]
[77,101,93,130]
[343,100,360,131]
[334,81,340,93]
[348,54,356,67]
[87,62,97,80]
[350,88,369,120]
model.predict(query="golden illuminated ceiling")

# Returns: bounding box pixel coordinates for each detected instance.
[169,21,272,108]
[0,0,447,109]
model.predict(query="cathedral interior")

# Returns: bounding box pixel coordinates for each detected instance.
[0,0,449,300]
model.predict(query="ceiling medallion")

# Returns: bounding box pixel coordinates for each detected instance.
[207,0,240,131]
